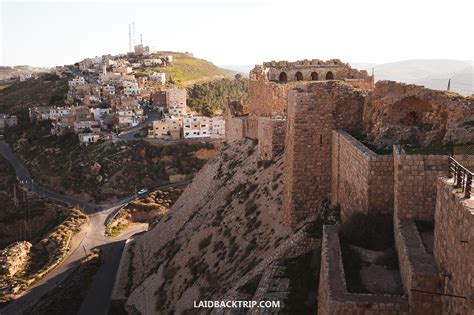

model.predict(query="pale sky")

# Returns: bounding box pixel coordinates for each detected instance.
[1,0,473,67]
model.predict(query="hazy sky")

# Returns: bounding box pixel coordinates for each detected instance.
[1,0,473,67]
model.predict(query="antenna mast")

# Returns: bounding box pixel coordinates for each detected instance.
[132,21,136,47]
[128,24,132,52]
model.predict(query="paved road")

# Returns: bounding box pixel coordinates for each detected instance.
[0,140,189,314]
[118,110,160,141]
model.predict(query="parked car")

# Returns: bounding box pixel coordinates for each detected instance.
[137,188,148,195]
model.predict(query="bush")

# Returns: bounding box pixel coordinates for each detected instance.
[198,234,212,250]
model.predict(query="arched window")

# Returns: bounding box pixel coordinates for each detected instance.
[311,72,318,81]
[295,71,303,81]
[326,71,334,80]
[279,72,287,82]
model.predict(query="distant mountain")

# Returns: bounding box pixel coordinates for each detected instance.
[219,65,253,75]
[351,59,473,96]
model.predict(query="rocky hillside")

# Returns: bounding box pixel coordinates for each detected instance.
[6,121,218,202]
[0,75,68,114]
[0,156,69,248]
[118,139,291,313]
[116,139,336,314]
[133,52,235,87]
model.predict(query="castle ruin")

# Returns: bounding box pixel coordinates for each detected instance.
[225,58,474,314]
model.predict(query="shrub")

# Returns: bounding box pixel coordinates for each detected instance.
[198,235,212,250]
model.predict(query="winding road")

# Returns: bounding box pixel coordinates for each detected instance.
[0,140,187,315]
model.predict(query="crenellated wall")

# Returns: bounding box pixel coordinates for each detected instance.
[257,59,372,82]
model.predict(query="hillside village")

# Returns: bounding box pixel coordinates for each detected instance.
[12,47,226,146]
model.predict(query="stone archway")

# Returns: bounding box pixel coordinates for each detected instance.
[326,71,334,80]
[279,72,287,82]
[311,72,319,81]
[295,71,303,81]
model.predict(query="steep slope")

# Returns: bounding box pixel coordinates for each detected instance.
[0,76,68,114]
[136,52,234,87]
[119,139,293,313]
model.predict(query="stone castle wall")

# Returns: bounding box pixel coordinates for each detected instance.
[318,225,409,315]
[393,147,449,220]
[434,177,474,314]
[394,219,442,314]
[393,148,473,221]
[331,130,393,221]
[257,117,286,161]
[283,82,366,228]
[259,59,371,82]
[225,111,259,142]
[248,76,293,117]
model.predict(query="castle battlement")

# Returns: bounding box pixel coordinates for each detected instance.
[252,59,372,83]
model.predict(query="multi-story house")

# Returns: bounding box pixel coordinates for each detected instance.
[29,106,51,121]
[68,76,86,88]
[148,117,182,140]
[122,81,140,96]
[73,120,100,134]
[78,133,100,145]
[183,116,210,139]
[149,72,166,85]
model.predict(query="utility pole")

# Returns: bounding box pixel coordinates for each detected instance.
[13,184,18,207]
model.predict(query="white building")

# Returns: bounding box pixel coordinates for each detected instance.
[149,72,166,85]
[91,108,112,121]
[19,74,32,82]
[122,81,139,96]
[143,59,162,67]
[117,106,144,128]
[68,77,86,87]
[79,133,100,145]
[49,107,71,120]
[183,116,210,139]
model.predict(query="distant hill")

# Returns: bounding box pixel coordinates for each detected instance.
[351,59,473,96]
[219,65,253,75]
[224,60,473,96]
[0,66,50,80]
[139,52,235,86]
